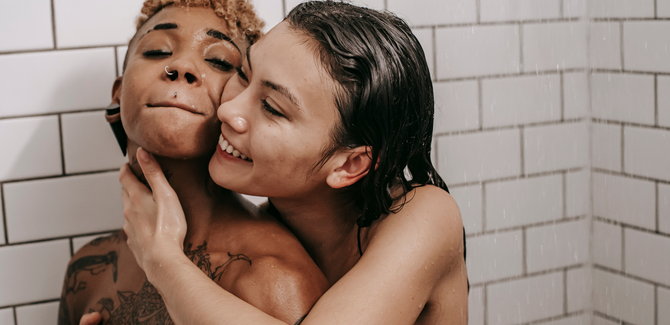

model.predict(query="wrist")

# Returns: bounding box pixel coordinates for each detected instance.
[143,243,187,283]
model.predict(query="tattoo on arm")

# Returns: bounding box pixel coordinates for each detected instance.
[65,251,118,294]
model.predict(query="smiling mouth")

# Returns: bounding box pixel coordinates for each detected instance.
[147,102,202,115]
[219,134,252,162]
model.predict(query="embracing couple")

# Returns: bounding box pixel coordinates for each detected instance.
[58,0,468,324]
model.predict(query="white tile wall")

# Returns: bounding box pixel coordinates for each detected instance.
[437,129,521,184]
[593,173,656,229]
[589,22,622,70]
[0,48,116,118]
[480,0,560,22]
[593,221,622,270]
[62,111,128,174]
[624,126,670,181]
[624,228,670,286]
[435,25,520,79]
[449,185,483,234]
[659,0,670,17]
[0,308,12,325]
[593,315,620,325]
[487,272,564,325]
[466,230,523,284]
[485,175,563,230]
[285,0,385,12]
[252,0,284,33]
[660,183,670,234]
[592,122,622,172]
[433,81,480,133]
[542,315,590,325]
[659,287,670,325]
[53,0,141,48]
[524,122,588,174]
[526,219,589,273]
[659,76,670,128]
[0,206,4,246]
[0,116,62,182]
[623,22,670,73]
[15,301,59,325]
[591,73,655,124]
[0,240,70,306]
[563,72,589,119]
[4,172,124,243]
[482,75,561,128]
[412,29,435,80]
[468,286,485,325]
[387,0,476,26]
[0,0,54,52]
[566,170,589,217]
[589,0,655,18]
[563,0,587,18]
[522,22,588,72]
[593,269,655,325]
[567,267,591,312]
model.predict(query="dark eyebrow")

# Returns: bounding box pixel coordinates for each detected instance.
[153,23,178,31]
[262,80,301,110]
[206,29,241,54]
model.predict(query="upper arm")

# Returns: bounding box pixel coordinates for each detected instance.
[229,255,328,324]
[304,186,467,325]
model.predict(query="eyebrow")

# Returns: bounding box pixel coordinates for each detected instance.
[139,22,178,41]
[262,80,301,110]
[206,29,241,54]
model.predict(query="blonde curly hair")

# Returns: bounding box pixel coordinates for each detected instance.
[136,0,264,43]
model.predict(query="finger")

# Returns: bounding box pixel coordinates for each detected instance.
[119,163,150,196]
[79,312,102,325]
[136,147,178,200]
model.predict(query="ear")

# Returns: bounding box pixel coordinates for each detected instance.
[111,76,123,103]
[326,146,373,189]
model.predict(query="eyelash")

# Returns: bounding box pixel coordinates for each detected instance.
[143,50,233,72]
[262,99,285,118]
[235,67,248,83]
[143,49,171,57]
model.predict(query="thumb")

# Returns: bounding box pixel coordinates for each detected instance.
[135,147,175,199]
[79,312,102,325]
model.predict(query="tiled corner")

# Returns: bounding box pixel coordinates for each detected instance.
[53,0,140,48]
[15,301,59,325]
[592,122,622,172]
[525,219,589,273]
[660,183,670,234]
[387,0,476,26]
[567,267,592,312]
[563,72,589,119]
[0,0,54,52]
[480,0,560,22]
[522,22,588,72]
[0,239,70,306]
[61,111,128,174]
[593,269,654,325]
[481,74,561,128]
[624,126,670,182]
[0,116,62,182]
[589,22,622,70]
[433,81,480,133]
[591,73,655,125]
[0,48,117,118]
[449,185,483,234]
[435,25,520,79]
[541,315,590,325]
[593,220,622,270]
[4,172,124,243]
[624,228,670,286]
[485,175,563,230]
[593,315,620,325]
[623,21,670,73]
[659,76,670,128]
[468,286,484,325]
[437,129,521,185]
[253,0,285,33]
[589,0,654,18]
[466,230,523,284]
[523,122,588,174]
[659,287,670,325]
[487,272,564,325]
[412,28,434,80]
[593,173,656,230]
[566,170,589,217]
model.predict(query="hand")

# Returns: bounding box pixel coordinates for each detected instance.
[119,147,188,274]
[79,312,101,325]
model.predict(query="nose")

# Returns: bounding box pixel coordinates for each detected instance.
[218,94,249,134]
[164,58,201,86]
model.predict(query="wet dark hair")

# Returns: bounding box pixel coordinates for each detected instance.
[286,1,449,232]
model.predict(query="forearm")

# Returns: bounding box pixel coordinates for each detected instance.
[146,250,288,325]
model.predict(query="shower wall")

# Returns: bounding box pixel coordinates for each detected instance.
[0,0,664,324]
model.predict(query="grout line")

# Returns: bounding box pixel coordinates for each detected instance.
[1,186,8,246]
[1,168,121,185]
[620,124,625,173]
[434,68,586,83]
[478,79,483,130]
[432,26,437,82]
[592,68,670,76]
[0,108,107,122]
[559,0,564,18]
[471,267,581,288]
[621,225,626,271]
[592,215,670,238]
[0,44,123,56]
[560,72,565,122]
[592,17,670,22]
[657,182,660,232]
[475,0,481,23]
[0,298,60,311]
[525,311,587,325]
[591,118,670,131]
[655,285,659,325]
[522,227,527,275]
[520,126,525,176]
[58,115,66,175]
[50,0,57,49]
[12,307,17,325]
[655,0,658,19]
[451,167,587,189]
[655,75,659,126]
[69,237,74,256]
[0,229,121,247]
[483,284,488,325]
[593,265,670,291]
[411,17,583,30]
[435,118,587,137]
[466,216,588,239]
[620,22,625,71]
[563,172,568,219]
[563,269,568,315]
[593,311,626,324]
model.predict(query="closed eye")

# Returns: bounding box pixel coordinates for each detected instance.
[236,67,248,83]
[143,49,172,57]
[206,58,233,72]
[262,99,285,118]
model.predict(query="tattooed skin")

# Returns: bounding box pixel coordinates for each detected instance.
[65,251,118,294]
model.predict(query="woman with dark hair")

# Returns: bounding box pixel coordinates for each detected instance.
[117,1,468,324]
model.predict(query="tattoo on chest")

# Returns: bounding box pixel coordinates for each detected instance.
[61,240,250,325]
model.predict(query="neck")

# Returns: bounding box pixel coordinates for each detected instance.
[127,143,232,240]
[269,188,363,284]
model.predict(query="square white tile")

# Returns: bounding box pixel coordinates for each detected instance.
[387,0,476,26]
[590,22,622,70]
[525,219,589,273]
[566,170,589,217]
[592,269,654,325]
[0,0,54,52]
[523,22,588,72]
[593,173,656,230]
[589,0,654,18]
[623,21,670,73]
[0,116,62,182]
[591,73,655,125]
[466,230,523,284]
[593,220,622,270]
[624,126,670,181]
[433,81,480,133]
[624,228,670,286]
[563,72,589,119]
[524,122,589,174]
[480,0,560,22]
[15,301,59,325]
[567,267,592,312]
[592,122,622,172]
[487,272,564,325]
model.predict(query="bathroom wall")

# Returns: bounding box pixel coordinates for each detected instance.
[0,0,660,325]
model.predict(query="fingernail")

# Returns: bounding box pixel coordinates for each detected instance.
[137,147,150,162]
